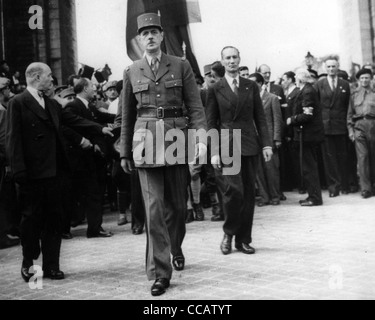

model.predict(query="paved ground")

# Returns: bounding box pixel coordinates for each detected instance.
[1,190,375,301]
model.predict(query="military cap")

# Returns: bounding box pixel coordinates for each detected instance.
[203,64,212,76]
[55,85,68,94]
[103,80,118,92]
[356,68,373,79]
[137,13,163,34]
[59,88,75,99]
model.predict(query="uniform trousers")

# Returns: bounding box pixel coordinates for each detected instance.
[322,135,349,194]
[17,177,63,271]
[138,165,188,281]
[215,156,257,244]
[354,119,375,192]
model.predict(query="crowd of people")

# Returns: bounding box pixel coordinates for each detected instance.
[1,11,375,297]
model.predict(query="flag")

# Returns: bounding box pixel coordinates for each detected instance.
[126,0,202,79]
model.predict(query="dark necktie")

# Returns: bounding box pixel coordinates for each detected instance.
[331,77,336,92]
[151,57,159,76]
[232,79,239,96]
[38,90,44,98]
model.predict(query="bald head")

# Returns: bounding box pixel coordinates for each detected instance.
[258,64,271,83]
[25,62,53,91]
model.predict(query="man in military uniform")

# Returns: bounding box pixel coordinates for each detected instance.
[348,68,375,199]
[120,13,207,296]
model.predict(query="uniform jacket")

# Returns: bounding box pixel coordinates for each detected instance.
[120,53,207,167]
[206,77,271,157]
[261,90,283,145]
[347,87,375,136]
[0,104,6,164]
[6,90,103,180]
[315,77,350,135]
[290,83,324,143]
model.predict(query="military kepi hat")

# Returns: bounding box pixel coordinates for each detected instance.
[356,68,373,79]
[203,64,212,76]
[137,13,163,34]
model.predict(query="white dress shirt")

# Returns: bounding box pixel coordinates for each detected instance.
[27,86,45,109]
[224,74,240,93]
[328,76,337,91]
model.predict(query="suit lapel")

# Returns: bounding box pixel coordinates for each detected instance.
[233,78,250,120]
[217,78,238,115]
[23,90,48,121]
[139,57,155,81]
[45,99,60,129]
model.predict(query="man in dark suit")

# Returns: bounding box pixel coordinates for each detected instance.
[206,46,272,256]
[6,62,113,282]
[65,78,115,239]
[315,56,351,197]
[120,13,207,296]
[287,69,324,206]
[281,71,302,192]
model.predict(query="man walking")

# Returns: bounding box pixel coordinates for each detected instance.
[206,46,272,256]
[120,13,207,296]
[6,62,113,282]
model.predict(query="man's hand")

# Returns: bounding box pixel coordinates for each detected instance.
[102,127,114,137]
[93,144,105,157]
[121,158,134,174]
[80,137,93,150]
[263,148,273,162]
[286,117,292,126]
[195,143,207,163]
[275,141,282,149]
[211,155,222,170]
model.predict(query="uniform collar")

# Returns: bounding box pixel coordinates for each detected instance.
[145,51,162,66]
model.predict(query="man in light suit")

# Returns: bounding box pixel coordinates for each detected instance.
[206,46,273,256]
[6,62,113,282]
[315,56,351,197]
[120,13,207,296]
[249,73,283,206]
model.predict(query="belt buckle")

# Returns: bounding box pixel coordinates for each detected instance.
[157,107,164,119]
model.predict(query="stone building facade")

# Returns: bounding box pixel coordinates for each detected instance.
[0,0,77,85]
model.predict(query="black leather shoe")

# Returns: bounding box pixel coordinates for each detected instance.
[172,255,185,271]
[193,203,205,221]
[271,200,280,206]
[362,190,372,199]
[257,201,269,207]
[299,189,307,195]
[211,214,224,222]
[21,259,33,283]
[132,227,143,235]
[87,230,113,238]
[280,194,287,201]
[329,191,340,198]
[61,232,73,240]
[43,270,65,280]
[300,200,322,207]
[220,234,232,255]
[235,243,256,254]
[151,278,170,296]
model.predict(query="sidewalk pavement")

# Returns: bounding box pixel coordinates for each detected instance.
[1,191,375,300]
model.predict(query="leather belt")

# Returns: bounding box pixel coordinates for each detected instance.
[137,107,184,119]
